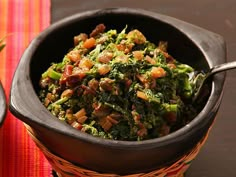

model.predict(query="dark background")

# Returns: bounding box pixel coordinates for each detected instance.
[51,1,236,176]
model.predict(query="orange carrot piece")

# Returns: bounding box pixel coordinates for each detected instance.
[133,51,144,60]
[79,57,94,69]
[83,37,96,49]
[74,108,86,119]
[77,115,88,124]
[150,67,166,79]
[145,55,156,64]
[97,64,111,75]
[137,91,148,100]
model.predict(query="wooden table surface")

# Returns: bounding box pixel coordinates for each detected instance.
[51,1,236,176]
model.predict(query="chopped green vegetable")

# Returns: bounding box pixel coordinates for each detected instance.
[47,68,62,80]
[38,24,206,141]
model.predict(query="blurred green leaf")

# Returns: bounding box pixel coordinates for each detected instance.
[0,43,6,52]
[0,37,6,52]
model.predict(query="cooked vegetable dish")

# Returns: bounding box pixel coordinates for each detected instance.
[39,24,203,141]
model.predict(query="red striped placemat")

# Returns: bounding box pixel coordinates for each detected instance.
[0,0,52,176]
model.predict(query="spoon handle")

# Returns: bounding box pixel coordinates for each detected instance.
[192,61,236,103]
[210,61,236,77]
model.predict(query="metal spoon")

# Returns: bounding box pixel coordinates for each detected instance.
[190,60,236,102]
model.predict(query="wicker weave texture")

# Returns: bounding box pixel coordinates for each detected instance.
[24,124,209,177]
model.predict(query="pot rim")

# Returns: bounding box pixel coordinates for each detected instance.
[9,7,226,149]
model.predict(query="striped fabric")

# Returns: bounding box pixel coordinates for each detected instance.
[0,0,52,177]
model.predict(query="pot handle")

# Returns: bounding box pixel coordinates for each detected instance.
[8,54,72,134]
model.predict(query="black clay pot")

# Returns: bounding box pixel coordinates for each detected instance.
[0,81,7,126]
[9,8,226,174]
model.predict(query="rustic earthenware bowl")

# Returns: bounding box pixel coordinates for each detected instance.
[0,81,6,126]
[9,8,226,174]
